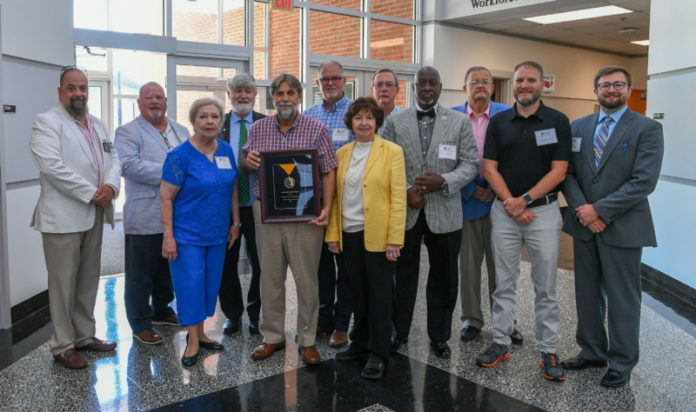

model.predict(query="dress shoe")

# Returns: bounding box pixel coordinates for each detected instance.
[460,326,480,341]
[248,320,260,335]
[133,329,163,345]
[601,369,630,387]
[251,341,286,360]
[181,344,198,367]
[316,326,332,337]
[562,353,607,370]
[431,341,450,359]
[199,340,224,351]
[335,344,366,361]
[329,330,348,348]
[152,314,179,326]
[77,337,117,352]
[223,317,241,335]
[391,337,408,352]
[299,345,321,365]
[53,349,87,369]
[541,352,566,381]
[510,328,524,345]
[361,353,386,380]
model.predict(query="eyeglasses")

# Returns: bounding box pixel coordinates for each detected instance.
[468,80,491,86]
[319,76,344,84]
[374,82,397,88]
[597,81,627,91]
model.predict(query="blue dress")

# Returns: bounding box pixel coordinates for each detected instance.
[161,139,237,325]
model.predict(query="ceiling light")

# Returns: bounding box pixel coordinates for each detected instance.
[631,40,649,46]
[524,6,633,25]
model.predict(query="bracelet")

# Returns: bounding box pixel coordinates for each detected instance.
[232,222,242,227]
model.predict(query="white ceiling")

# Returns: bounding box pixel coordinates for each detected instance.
[440,0,651,57]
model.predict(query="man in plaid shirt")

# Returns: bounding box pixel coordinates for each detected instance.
[303,60,354,348]
[241,73,337,366]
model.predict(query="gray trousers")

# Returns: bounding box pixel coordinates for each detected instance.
[490,200,561,353]
[459,214,496,329]
[253,201,322,347]
[43,212,104,355]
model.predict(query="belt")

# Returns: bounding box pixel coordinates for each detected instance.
[527,192,558,208]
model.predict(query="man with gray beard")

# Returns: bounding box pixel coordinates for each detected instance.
[240,74,337,365]
[30,67,121,369]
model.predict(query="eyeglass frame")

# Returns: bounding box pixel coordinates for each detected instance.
[596,81,628,91]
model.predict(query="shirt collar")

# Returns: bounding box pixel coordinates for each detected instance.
[598,105,628,124]
[274,112,302,132]
[415,102,439,113]
[510,100,545,121]
[231,111,253,123]
[323,94,350,112]
[465,102,490,118]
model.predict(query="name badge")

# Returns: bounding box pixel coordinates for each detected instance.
[215,156,233,169]
[332,128,350,143]
[438,144,457,160]
[534,128,558,146]
[102,140,114,153]
[572,137,582,152]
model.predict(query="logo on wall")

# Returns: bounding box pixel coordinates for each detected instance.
[543,74,555,92]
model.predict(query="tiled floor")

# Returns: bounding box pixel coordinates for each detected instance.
[1,254,695,411]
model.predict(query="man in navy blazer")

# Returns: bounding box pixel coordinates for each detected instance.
[451,66,522,344]
[115,82,189,345]
[561,66,664,387]
[217,73,266,336]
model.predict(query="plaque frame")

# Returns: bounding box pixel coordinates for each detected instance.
[258,149,321,223]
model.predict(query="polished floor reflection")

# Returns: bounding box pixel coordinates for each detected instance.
[1,258,695,411]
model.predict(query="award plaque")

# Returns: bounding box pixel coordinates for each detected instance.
[258,149,321,223]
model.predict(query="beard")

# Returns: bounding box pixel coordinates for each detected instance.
[598,93,627,110]
[147,108,164,120]
[276,104,297,120]
[514,89,541,107]
[232,101,253,115]
[64,96,88,118]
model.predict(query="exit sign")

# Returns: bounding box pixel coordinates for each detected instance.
[271,0,294,11]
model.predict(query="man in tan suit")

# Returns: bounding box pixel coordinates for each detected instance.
[30,67,121,369]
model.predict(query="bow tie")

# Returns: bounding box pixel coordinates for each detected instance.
[417,108,436,120]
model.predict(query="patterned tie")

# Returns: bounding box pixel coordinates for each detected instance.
[593,116,612,167]
[238,119,250,204]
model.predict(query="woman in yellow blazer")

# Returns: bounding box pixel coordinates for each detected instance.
[326,97,406,380]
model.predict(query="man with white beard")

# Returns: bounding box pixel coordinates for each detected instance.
[115,82,189,345]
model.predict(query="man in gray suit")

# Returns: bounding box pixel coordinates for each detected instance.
[382,66,479,358]
[115,82,189,345]
[561,66,664,387]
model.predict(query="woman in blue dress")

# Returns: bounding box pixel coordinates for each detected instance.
[160,97,240,367]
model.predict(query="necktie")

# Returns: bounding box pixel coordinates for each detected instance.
[593,116,612,167]
[238,119,250,204]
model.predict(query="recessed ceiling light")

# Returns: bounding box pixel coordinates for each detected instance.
[524,6,633,25]
[631,40,650,46]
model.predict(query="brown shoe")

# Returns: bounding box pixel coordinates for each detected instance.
[299,345,321,365]
[152,314,179,326]
[53,348,88,369]
[77,337,117,352]
[251,341,286,360]
[329,330,348,348]
[133,329,163,345]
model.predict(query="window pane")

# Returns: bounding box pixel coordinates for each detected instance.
[76,46,108,73]
[172,0,219,44]
[370,20,413,63]
[310,74,356,106]
[112,50,166,97]
[88,86,103,121]
[269,7,301,79]
[371,0,414,19]
[253,2,267,80]
[309,11,361,58]
[395,79,409,109]
[177,65,219,78]
[74,0,107,31]
[110,0,163,35]
[222,0,246,46]
[311,0,361,10]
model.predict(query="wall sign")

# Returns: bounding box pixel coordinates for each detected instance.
[543,74,555,92]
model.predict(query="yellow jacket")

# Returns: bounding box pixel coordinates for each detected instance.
[325,135,407,252]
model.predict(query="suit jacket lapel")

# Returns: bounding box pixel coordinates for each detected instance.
[425,106,446,163]
[138,116,170,152]
[337,141,354,198]
[58,106,96,167]
[596,109,634,173]
[405,108,423,167]
[584,113,598,172]
[363,136,383,178]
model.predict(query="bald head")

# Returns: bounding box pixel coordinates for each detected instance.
[414,66,442,110]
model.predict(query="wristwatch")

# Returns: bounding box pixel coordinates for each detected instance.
[523,193,533,205]
[232,222,242,227]
[441,181,449,194]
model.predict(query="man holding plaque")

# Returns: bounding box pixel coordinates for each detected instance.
[217,73,266,337]
[304,60,354,348]
[241,73,337,365]
[382,66,479,358]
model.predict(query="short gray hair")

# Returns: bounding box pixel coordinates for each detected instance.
[464,66,493,84]
[318,60,343,76]
[270,73,303,96]
[189,97,224,125]
[139,81,165,98]
[227,73,257,91]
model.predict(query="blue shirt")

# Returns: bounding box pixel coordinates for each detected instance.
[303,95,354,151]
[228,111,258,207]
[596,105,628,140]
[162,139,237,246]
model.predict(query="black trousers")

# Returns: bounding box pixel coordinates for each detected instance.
[317,241,352,332]
[342,231,394,359]
[218,206,261,323]
[393,211,461,343]
[124,234,175,333]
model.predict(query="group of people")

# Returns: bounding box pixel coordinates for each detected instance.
[29,58,663,388]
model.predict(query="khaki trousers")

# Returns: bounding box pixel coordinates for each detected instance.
[459,214,496,329]
[43,211,104,355]
[253,201,322,346]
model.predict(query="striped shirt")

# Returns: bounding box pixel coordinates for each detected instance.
[74,115,104,186]
[243,114,338,198]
